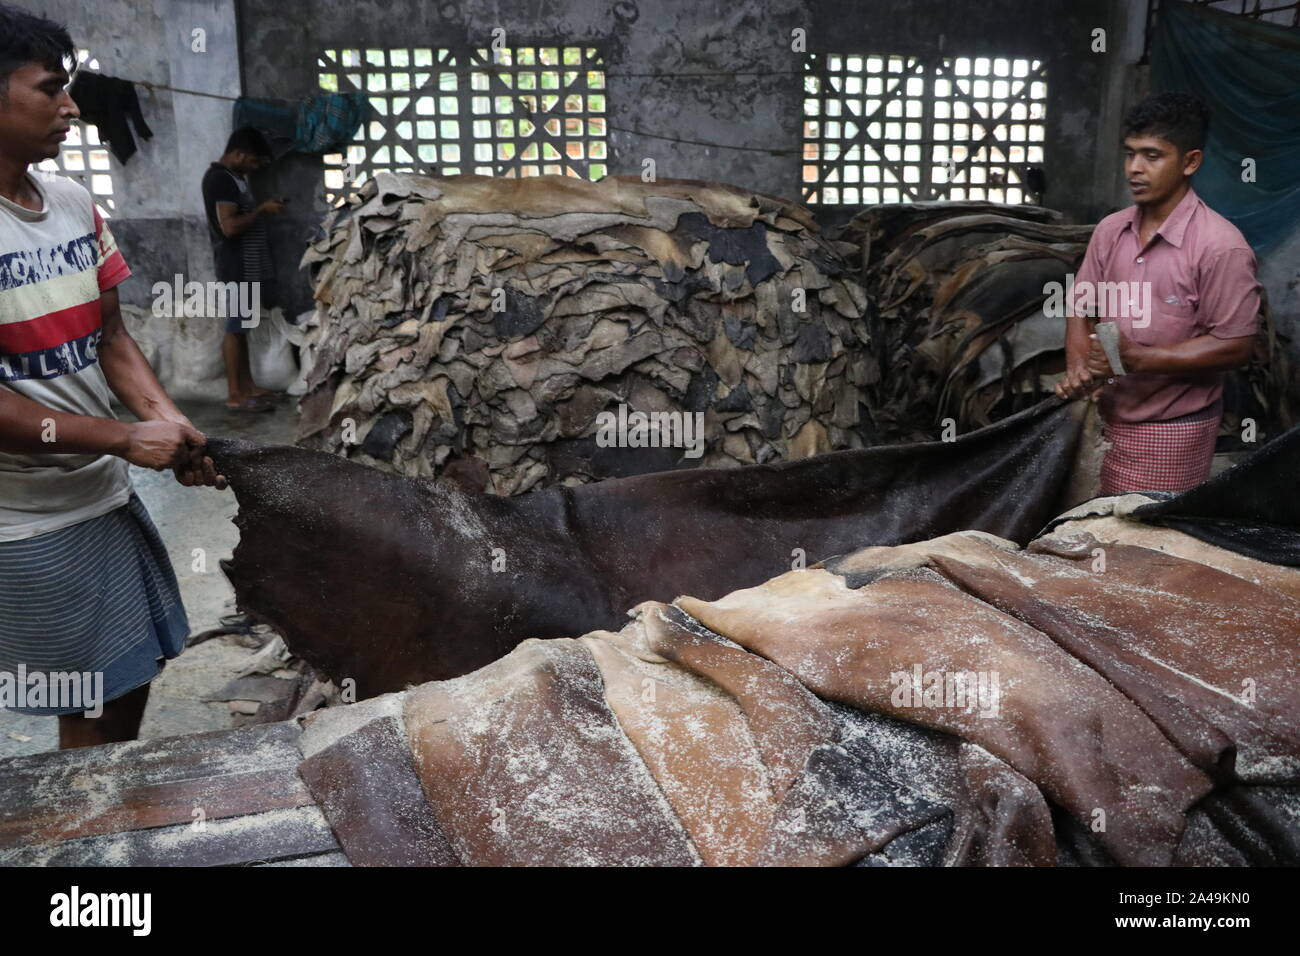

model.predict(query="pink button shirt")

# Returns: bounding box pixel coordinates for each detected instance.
[1070,188,1261,423]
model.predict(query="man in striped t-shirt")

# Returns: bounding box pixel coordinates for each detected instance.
[0,5,225,748]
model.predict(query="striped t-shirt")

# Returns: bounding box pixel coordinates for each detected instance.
[0,172,133,542]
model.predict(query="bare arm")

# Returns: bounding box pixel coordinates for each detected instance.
[1082,330,1254,379]
[1072,243,1259,388]
[1110,247,1259,377]
[0,286,226,485]
[96,287,224,487]
[0,387,131,456]
[1116,333,1254,375]
[1057,312,1099,398]
[1055,231,1103,400]
[216,199,282,238]
[0,378,205,475]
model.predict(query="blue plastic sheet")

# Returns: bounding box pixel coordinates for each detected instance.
[1152,1,1300,255]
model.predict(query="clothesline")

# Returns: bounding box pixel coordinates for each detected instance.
[85,72,1023,160]
[98,70,1043,161]
[98,75,810,155]
[133,79,242,102]
[117,66,819,105]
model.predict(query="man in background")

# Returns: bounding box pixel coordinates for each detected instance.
[0,4,224,747]
[201,126,284,411]
[1056,92,1260,494]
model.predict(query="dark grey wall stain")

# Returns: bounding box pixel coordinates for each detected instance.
[109,218,190,307]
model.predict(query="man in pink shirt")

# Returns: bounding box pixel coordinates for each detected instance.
[1055,92,1260,494]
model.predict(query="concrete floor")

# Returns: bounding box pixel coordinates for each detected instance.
[0,399,297,758]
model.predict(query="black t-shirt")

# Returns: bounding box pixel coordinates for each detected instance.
[201,162,274,297]
[201,163,247,282]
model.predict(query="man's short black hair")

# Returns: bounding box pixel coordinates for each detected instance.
[225,126,273,157]
[1122,91,1210,155]
[0,3,75,96]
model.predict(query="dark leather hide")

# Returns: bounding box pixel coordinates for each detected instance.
[207,397,1086,698]
[1129,421,1300,566]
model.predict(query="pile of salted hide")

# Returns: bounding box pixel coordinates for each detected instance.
[297,173,869,494]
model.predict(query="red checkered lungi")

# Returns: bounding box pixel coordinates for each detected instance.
[1100,406,1221,495]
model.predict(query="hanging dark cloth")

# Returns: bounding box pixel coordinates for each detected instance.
[68,71,154,164]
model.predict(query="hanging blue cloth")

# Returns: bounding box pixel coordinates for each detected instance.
[1151,1,1300,256]
[294,92,370,153]
[232,92,368,154]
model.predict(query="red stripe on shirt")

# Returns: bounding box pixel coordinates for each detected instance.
[98,248,130,292]
[93,206,131,292]
[0,299,102,353]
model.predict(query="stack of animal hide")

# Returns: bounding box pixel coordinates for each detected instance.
[841,202,1095,441]
[291,518,1299,866]
[203,416,1300,866]
[297,173,870,494]
[9,435,1300,864]
[6,411,1299,867]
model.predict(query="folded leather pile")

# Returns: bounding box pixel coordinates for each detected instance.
[9,484,1296,865]
[6,416,1298,867]
[294,181,1289,483]
[285,425,1300,866]
[297,173,870,494]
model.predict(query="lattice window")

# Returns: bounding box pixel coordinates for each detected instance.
[318,45,608,204]
[802,53,1047,205]
[35,49,116,217]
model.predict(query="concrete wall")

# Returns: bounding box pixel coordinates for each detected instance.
[20,0,1296,397]
[22,0,1137,356]
[236,0,1126,318]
